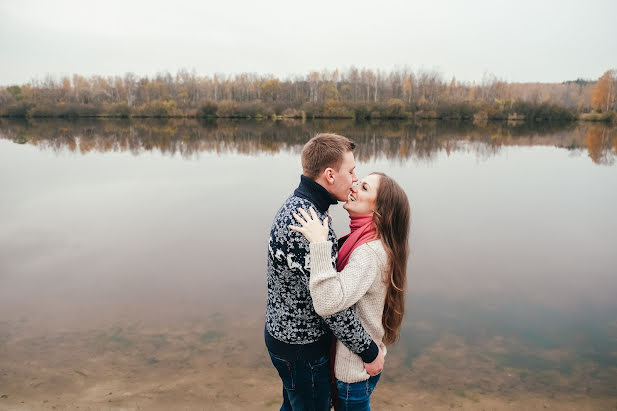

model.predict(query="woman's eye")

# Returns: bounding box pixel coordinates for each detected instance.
[362,185,367,191]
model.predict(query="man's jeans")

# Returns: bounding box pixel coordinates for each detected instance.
[268,350,331,411]
[334,373,381,411]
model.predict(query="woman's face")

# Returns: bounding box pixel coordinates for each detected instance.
[343,174,380,217]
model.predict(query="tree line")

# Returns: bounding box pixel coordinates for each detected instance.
[1,68,616,122]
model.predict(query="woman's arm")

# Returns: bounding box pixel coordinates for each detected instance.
[309,241,379,317]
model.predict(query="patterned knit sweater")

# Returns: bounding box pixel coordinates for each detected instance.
[265,175,379,363]
[309,239,388,383]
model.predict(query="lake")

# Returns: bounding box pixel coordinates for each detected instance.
[0,118,616,410]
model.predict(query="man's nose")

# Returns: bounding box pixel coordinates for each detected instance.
[352,173,358,183]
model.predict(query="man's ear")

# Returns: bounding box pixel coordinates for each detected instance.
[323,168,335,185]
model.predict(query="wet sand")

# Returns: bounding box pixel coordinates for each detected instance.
[1,315,615,411]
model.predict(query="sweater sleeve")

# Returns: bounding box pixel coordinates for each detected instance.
[309,241,379,317]
[322,309,379,363]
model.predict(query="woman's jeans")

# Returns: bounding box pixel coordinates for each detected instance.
[334,373,381,411]
[268,350,331,411]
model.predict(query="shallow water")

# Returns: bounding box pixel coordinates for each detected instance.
[0,118,616,409]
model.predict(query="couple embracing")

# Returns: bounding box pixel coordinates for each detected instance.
[265,133,410,410]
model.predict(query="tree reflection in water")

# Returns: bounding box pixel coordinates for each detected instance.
[1,118,615,165]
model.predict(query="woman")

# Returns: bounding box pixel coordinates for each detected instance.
[290,172,410,410]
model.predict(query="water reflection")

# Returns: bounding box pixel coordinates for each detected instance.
[1,118,616,165]
[585,125,617,165]
[0,119,616,409]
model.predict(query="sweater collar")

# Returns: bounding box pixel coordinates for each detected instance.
[294,175,338,213]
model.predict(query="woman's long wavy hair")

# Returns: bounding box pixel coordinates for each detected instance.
[371,172,410,346]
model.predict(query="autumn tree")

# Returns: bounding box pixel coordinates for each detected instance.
[591,70,615,112]
[261,79,282,101]
[403,74,415,104]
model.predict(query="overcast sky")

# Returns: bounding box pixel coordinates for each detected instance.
[1,0,616,85]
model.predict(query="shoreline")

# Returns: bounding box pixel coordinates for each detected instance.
[2,114,614,123]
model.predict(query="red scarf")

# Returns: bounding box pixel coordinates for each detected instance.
[336,215,378,271]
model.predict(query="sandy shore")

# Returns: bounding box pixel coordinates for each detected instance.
[2,375,615,410]
[1,306,616,411]
[2,321,616,411]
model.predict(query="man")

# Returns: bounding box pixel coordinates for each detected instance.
[265,133,384,410]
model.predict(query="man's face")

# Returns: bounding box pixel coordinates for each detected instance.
[330,150,358,202]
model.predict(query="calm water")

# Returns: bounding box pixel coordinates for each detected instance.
[1,118,616,409]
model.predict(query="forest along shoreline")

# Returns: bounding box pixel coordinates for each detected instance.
[1,69,616,123]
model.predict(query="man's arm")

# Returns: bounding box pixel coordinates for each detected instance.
[322,307,379,362]
[322,308,384,375]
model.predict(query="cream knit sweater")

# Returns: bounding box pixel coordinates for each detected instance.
[309,239,388,383]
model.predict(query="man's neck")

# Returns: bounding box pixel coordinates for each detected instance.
[294,175,338,214]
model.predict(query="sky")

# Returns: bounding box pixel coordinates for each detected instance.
[1,0,616,85]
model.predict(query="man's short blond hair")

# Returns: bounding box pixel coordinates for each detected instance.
[301,133,356,179]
